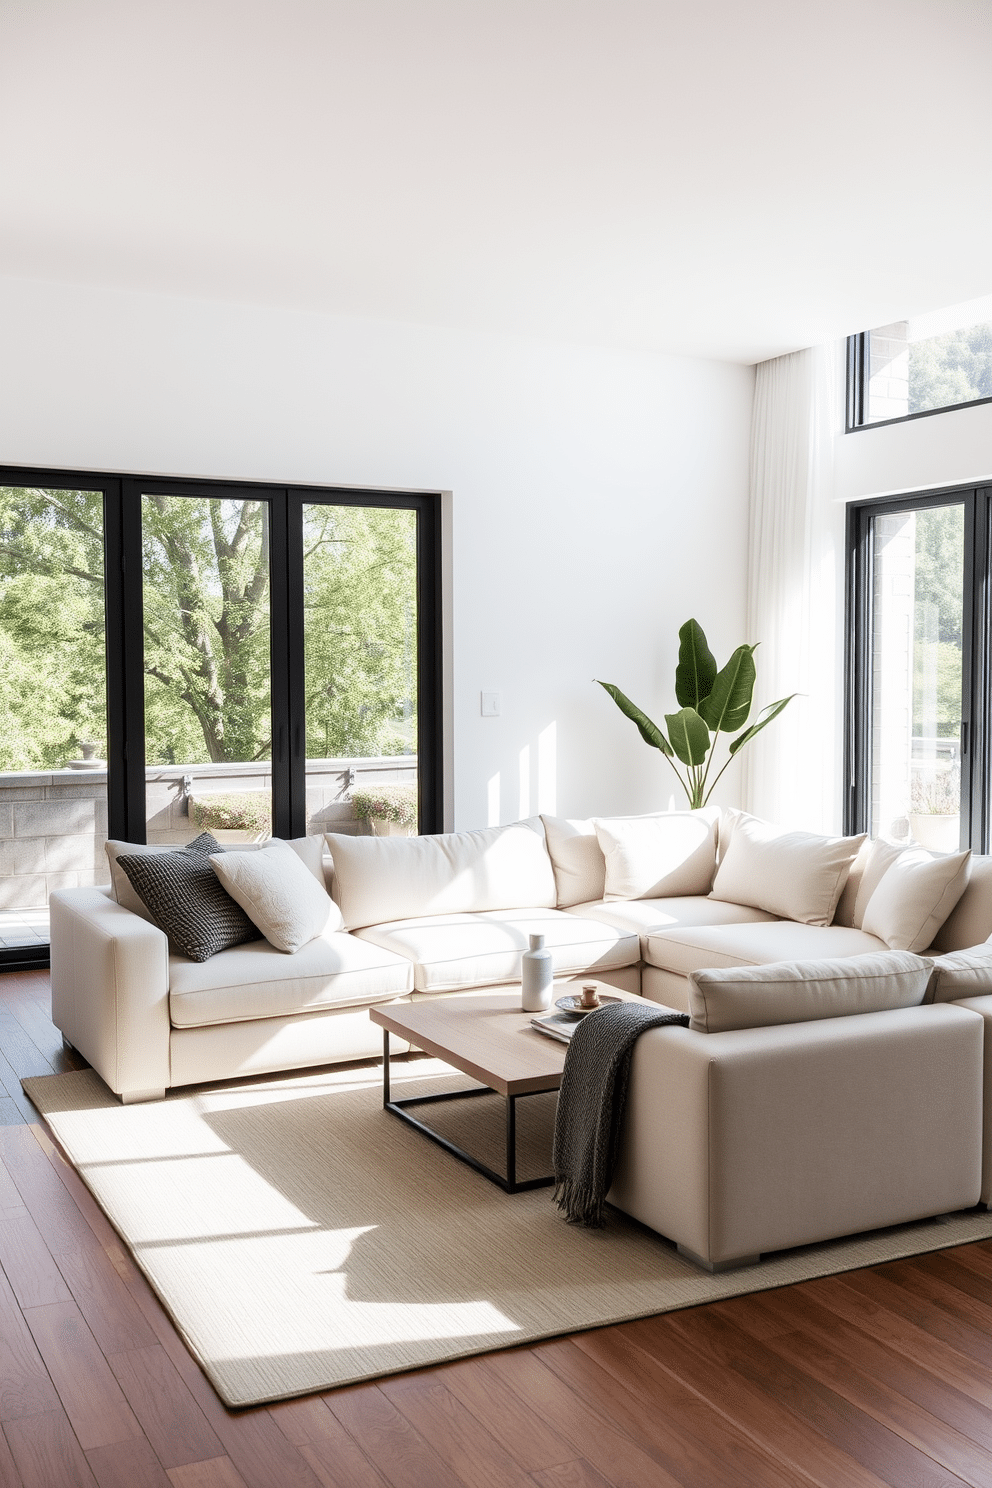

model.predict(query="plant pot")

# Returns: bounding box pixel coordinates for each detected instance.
[369,818,415,837]
[908,813,960,853]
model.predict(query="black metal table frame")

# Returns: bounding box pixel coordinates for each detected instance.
[380,1029,555,1193]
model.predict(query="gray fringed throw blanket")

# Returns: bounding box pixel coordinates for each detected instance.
[553,1001,689,1226]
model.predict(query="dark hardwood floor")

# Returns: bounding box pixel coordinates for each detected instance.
[2,969,992,1487]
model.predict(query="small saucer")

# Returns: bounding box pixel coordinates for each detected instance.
[555,993,619,1017]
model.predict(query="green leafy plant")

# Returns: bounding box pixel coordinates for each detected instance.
[596,618,797,810]
[351,783,418,829]
[188,791,272,837]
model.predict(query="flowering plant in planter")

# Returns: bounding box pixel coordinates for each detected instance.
[597,618,797,810]
[351,784,418,831]
[188,792,272,839]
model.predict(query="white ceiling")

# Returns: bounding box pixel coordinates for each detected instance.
[1,0,990,364]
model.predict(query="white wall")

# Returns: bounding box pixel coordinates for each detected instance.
[0,275,754,829]
[836,398,992,503]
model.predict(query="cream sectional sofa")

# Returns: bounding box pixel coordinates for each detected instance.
[49,807,992,1119]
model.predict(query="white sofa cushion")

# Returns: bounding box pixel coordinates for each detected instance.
[354,908,638,994]
[326,819,556,930]
[861,848,971,952]
[851,838,906,928]
[567,896,778,956]
[645,920,887,978]
[593,811,717,900]
[168,929,413,1028]
[106,834,327,923]
[926,946,992,1002]
[540,816,606,907]
[687,950,932,1034]
[710,814,865,926]
[210,839,342,951]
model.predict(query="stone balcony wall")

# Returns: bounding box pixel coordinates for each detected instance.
[0,756,417,910]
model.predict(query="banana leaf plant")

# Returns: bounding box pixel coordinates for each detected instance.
[596,619,797,810]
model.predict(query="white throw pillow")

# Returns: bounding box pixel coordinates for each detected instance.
[709,814,866,926]
[688,950,931,1034]
[209,839,341,952]
[326,818,557,931]
[593,811,717,901]
[926,945,992,1003]
[861,847,972,952]
[852,838,906,929]
[539,816,606,907]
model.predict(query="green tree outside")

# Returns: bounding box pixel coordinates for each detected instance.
[0,486,417,772]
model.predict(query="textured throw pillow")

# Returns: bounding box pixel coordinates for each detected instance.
[116,839,259,961]
[540,816,606,907]
[861,847,972,952]
[687,950,931,1034]
[926,945,992,1003]
[593,811,718,901]
[106,832,219,923]
[210,838,341,952]
[710,814,866,926]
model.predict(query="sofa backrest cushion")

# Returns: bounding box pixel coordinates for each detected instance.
[326,818,557,930]
[540,816,606,907]
[210,839,342,952]
[861,847,971,952]
[687,950,931,1034]
[593,811,717,901]
[931,856,992,952]
[709,813,865,926]
[926,945,992,1002]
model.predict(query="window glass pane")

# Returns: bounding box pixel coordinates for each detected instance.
[302,504,417,837]
[870,504,964,849]
[141,495,272,845]
[865,294,992,424]
[0,485,108,941]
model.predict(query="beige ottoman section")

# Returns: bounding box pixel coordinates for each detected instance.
[609,1004,983,1269]
[355,907,639,994]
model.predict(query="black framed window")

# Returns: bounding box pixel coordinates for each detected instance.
[0,467,443,966]
[847,300,992,432]
[845,483,991,851]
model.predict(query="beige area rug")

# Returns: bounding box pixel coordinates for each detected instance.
[23,1060,992,1409]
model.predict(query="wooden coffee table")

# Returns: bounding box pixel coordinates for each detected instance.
[369,984,638,1193]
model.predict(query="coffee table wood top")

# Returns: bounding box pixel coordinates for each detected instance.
[370,984,639,1097]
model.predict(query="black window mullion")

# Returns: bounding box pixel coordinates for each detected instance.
[277,491,308,839]
[416,495,444,834]
[967,490,992,852]
[111,480,149,842]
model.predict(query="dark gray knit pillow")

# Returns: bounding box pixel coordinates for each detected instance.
[117,835,260,961]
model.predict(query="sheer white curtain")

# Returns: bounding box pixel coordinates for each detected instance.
[743,341,845,832]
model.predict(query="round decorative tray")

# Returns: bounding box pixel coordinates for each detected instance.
[555,993,620,1018]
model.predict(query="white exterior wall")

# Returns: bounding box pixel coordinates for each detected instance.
[0,275,754,829]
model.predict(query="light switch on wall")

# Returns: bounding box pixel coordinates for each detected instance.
[480,691,501,716]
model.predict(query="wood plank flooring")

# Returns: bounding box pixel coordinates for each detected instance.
[3,969,992,1487]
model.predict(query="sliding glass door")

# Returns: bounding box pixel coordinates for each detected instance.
[847,486,989,849]
[0,483,109,953]
[0,468,443,962]
[302,502,418,837]
[140,493,273,845]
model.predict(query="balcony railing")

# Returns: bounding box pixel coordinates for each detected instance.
[0,755,417,941]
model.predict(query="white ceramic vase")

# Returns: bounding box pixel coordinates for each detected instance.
[521,932,553,1012]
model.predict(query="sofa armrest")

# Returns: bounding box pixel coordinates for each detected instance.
[608,1004,983,1267]
[50,887,171,1103]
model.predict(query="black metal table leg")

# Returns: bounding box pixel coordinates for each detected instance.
[378,1059,554,1193]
